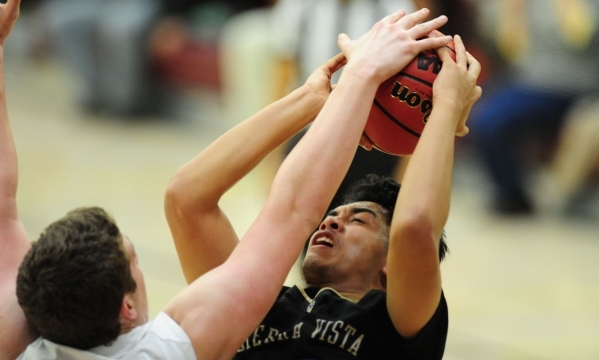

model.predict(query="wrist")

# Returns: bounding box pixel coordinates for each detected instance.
[342,60,384,86]
[430,98,462,124]
[293,84,327,118]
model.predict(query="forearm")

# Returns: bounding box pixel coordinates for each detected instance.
[386,99,460,338]
[166,84,323,212]
[0,47,18,222]
[393,99,461,239]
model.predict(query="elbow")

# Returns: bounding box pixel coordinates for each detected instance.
[164,171,196,219]
[390,212,440,259]
[165,169,221,223]
[164,173,184,212]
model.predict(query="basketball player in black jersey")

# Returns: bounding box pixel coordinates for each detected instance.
[165,10,481,360]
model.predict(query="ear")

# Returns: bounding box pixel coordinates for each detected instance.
[379,266,387,290]
[119,294,138,322]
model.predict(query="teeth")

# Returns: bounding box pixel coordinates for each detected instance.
[315,237,333,247]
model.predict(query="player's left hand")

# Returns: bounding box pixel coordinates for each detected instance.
[433,34,482,137]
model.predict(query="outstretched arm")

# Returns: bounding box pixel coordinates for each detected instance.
[164,53,346,283]
[164,8,453,360]
[386,34,482,338]
[0,0,37,357]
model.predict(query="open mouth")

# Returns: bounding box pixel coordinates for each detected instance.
[313,236,334,248]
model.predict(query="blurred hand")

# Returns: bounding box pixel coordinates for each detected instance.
[338,8,452,85]
[0,0,20,45]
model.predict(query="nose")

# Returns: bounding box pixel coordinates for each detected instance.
[319,216,344,231]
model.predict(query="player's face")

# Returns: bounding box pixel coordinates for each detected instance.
[122,236,149,326]
[302,201,389,289]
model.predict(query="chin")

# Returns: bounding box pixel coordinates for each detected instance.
[301,255,331,285]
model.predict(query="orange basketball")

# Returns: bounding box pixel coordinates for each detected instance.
[364,43,456,156]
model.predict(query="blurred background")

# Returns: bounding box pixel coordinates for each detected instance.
[6,0,599,358]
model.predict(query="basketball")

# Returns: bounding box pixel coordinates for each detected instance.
[364,43,456,156]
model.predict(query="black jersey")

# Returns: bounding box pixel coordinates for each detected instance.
[234,286,448,360]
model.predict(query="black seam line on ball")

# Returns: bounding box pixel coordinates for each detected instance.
[397,72,434,88]
[372,99,421,138]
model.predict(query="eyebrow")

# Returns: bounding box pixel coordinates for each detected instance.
[326,207,378,218]
[351,207,378,218]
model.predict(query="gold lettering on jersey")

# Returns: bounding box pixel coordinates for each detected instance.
[319,321,333,341]
[312,319,334,340]
[277,331,289,341]
[252,325,264,347]
[348,335,365,355]
[237,319,364,356]
[327,321,344,344]
[311,319,326,338]
[340,324,356,349]
[264,328,279,344]
[293,322,303,339]
[238,338,251,352]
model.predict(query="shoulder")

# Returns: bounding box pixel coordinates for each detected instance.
[126,313,196,359]
[146,312,195,344]
[90,313,196,359]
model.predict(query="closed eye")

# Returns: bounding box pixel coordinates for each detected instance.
[352,218,365,223]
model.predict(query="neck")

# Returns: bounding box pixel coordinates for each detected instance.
[120,322,137,335]
[304,279,384,301]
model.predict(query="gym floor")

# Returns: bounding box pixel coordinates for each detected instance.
[7,36,599,360]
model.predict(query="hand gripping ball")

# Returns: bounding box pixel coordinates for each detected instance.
[364,43,456,156]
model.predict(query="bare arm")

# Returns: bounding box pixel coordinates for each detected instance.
[164,53,345,283]
[386,34,482,338]
[0,0,38,357]
[165,9,453,360]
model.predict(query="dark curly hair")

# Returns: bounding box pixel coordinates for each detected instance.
[340,174,449,261]
[16,207,137,349]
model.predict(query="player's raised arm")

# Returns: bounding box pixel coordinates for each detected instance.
[386,34,482,338]
[164,52,346,283]
[0,0,38,358]
[164,8,453,360]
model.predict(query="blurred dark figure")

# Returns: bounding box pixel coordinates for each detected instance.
[468,0,599,215]
[414,0,491,80]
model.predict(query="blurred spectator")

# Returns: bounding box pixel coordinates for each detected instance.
[469,0,599,215]
[31,0,269,117]
[150,0,272,91]
[549,96,599,217]
[32,0,163,116]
